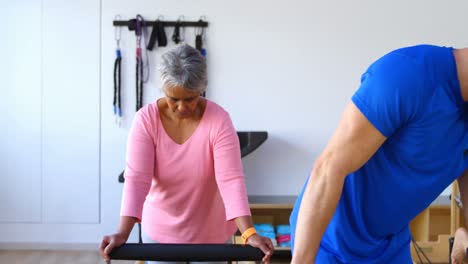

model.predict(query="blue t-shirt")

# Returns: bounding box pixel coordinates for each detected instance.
[290,45,468,263]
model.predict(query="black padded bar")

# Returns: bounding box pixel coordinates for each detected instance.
[109,243,264,262]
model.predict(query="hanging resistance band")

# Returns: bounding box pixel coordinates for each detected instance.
[135,15,144,111]
[113,15,122,126]
[195,18,207,97]
[147,16,167,50]
[195,17,207,57]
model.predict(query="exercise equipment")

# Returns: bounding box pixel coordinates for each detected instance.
[108,243,264,263]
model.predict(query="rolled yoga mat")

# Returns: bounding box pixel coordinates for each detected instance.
[109,243,264,262]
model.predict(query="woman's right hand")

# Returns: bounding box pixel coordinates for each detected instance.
[99,232,127,262]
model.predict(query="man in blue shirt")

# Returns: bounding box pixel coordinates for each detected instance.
[290,45,468,263]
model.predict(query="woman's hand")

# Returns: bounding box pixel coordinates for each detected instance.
[247,234,274,264]
[452,227,468,264]
[99,232,127,262]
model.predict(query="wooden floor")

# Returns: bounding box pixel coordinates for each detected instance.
[0,250,289,264]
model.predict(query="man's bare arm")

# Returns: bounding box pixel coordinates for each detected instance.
[291,102,387,263]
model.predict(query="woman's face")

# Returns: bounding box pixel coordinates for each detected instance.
[164,85,201,119]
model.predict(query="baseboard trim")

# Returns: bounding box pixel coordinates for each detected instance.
[0,242,99,251]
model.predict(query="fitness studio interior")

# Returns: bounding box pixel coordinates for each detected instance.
[2,1,468,264]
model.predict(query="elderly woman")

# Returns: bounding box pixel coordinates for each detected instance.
[99,44,273,264]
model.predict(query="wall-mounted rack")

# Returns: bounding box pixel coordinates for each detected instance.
[113,19,208,28]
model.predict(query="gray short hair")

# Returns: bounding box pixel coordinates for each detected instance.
[159,44,207,93]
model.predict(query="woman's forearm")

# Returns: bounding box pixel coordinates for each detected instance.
[234,215,254,233]
[117,216,139,240]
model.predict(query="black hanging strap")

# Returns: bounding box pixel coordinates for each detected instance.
[195,34,203,51]
[147,21,159,50]
[113,51,122,123]
[194,18,207,57]
[135,15,144,111]
[172,20,182,44]
[136,55,143,111]
[147,20,167,50]
[156,22,167,47]
[113,15,123,126]
[194,18,207,97]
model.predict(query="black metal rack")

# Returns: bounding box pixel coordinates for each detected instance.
[113,19,208,28]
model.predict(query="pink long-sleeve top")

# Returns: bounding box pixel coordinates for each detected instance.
[120,99,251,243]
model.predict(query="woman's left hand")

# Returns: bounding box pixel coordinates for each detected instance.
[247,234,274,264]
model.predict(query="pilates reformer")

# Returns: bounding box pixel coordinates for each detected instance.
[109,243,265,263]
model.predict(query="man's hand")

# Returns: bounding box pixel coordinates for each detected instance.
[452,227,468,264]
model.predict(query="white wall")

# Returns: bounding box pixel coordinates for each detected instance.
[1,0,102,246]
[1,0,467,247]
[1,0,42,223]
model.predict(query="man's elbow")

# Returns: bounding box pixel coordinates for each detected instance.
[312,153,349,184]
